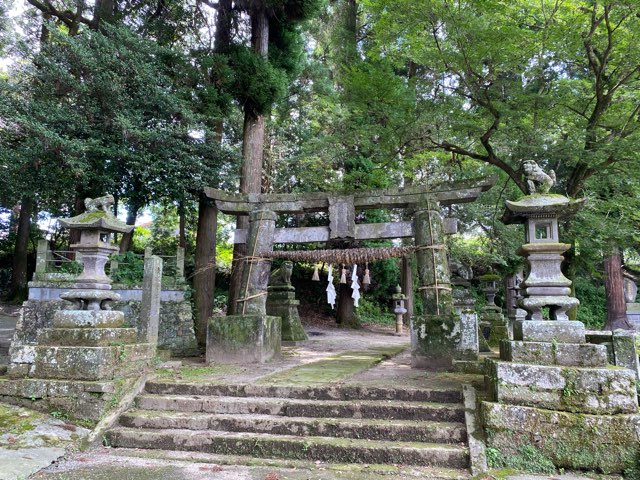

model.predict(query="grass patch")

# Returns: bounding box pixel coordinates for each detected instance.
[256,346,405,386]
[155,364,245,381]
[0,404,38,435]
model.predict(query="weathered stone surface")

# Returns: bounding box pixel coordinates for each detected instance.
[236,209,277,316]
[411,314,460,370]
[482,401,640,473]
[514,320,586,344]
[139,255,163,345]
[30,343,154,381]
[455,311,478,361]
[11,295,196,360]
[206,314,281,364]
[38,327,138,346]
[413,203,452,316]
[0,377,137,421]
[500,341,609,367]
[612,330,640,381]
[52,309,124,328]
[328,196,355,239]
[486,360,638,415]
[481,310,508,348]
[266,296,307,342]
[627,303,640,330]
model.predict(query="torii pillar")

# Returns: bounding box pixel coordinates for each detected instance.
[206,208,281,364]
[412,198,458,369]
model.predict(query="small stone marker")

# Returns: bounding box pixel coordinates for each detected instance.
[139,255,163,345]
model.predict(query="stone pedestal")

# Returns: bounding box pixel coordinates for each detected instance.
[410,314,460,369]
[266,287,307,342]
[206,315,281,364]
[627,303,640,330]
[481,307,508,348]
[482,190,640,474]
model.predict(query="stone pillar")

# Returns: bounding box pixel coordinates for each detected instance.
[236,208,277,315]
[413,200,452,315]
[34,239,50,280]
[139,255,163,345]
[176,246,185,282]
[411,199,458,370]
[208,208,281,364]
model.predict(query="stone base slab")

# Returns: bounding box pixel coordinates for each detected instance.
[53,310,125,328]
[500,340,608,367]
[206,315,281,364]
[482,401,640,473]
[28,343,155,381]
[0,377,135,422]
[514,320,585,343]
[38,327,138,346]
[486,359,638,415]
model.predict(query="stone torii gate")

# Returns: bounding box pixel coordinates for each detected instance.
[204,177,495,369]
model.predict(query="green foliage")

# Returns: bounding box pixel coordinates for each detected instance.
[354,298,394,325]
[573,276,606,330]
[486,445,556,475]
[224,45,288,116]
[110,252,144,285]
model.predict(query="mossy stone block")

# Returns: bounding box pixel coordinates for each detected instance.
[206,314,281,364]
[486,359,638,414]
[482,401,640,473]
[411,314,460,370]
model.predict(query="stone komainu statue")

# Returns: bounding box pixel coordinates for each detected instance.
[85,194,115,213]
[523,160,556,194]
[269,261,293,287]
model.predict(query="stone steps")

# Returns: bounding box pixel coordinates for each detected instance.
[106,380,470,470]
[119,410,467,443]
[108,447,472,480]
[133,393,465,422]
[145,380,463,403]
[107,427,469,468]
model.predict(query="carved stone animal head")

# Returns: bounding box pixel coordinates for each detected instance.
[84,194,115,213]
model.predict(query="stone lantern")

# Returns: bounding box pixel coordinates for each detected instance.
[392,285,407,335]
[59,196,132,292]
[479,274,500,308]
[56,195,133,317]
[503,194,584,322]
[12,195,155,397]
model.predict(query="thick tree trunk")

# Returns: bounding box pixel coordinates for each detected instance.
[194,195,218,348]
[227,7,269,314]
[336,281,358,327]
[400,256,414,325]
[118,203,140,253]
[603,248,632,331]
[68,195,85,248]
[7,196,35,300]
[93,0,115,29]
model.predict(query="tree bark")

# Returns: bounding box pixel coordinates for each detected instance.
[68,194,85,248]
[118,202,140,253]
[603,248,632,331]
[336,281,358,327]
[194,195,218,348]
[7,196,35,300]
[227,6,269,314]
